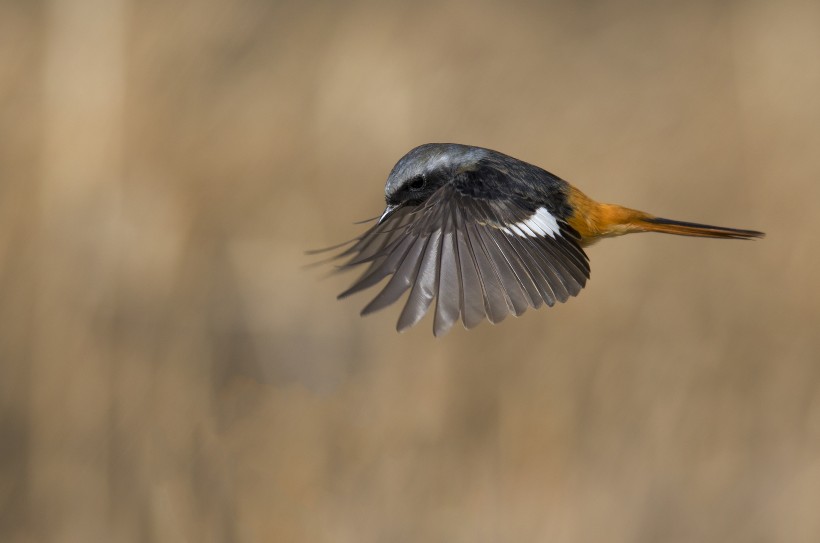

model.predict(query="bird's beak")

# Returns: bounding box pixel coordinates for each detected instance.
[377,204,398,225]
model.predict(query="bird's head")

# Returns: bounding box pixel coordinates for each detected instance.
[379,143,487,223]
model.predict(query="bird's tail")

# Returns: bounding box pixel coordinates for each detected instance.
[632,216,765,240]
[565,187,765,243]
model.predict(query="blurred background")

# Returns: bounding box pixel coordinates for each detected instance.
[2,0,819,541]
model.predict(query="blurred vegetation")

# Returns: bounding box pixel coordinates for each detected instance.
[1,0,819,541]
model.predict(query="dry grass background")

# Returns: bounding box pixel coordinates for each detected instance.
[1,0,819,541]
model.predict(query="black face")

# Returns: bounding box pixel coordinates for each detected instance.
[386,172,444,207]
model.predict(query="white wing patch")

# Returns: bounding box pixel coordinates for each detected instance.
[501,207,560,239]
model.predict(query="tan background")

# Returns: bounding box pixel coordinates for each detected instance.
[2,0,820,541]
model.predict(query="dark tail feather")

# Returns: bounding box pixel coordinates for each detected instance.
[636,217,765,240]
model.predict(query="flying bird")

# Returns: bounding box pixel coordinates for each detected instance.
[314,143,764,336]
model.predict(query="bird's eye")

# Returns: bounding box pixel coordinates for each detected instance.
[408,176,426,191]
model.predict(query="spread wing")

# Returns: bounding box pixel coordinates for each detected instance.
[325,184,589,335]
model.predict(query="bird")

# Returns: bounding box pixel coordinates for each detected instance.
[314,143,764,336]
